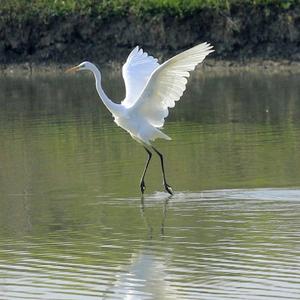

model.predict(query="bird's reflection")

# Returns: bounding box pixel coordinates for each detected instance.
[140,194,172,239]
[107,194,175,298]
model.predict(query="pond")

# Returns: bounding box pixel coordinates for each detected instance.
[0,69,300,299]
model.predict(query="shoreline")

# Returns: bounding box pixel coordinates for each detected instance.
[2,59,300,76]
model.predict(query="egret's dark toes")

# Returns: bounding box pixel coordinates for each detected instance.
[140,180,146,194]
[164,183,173,195]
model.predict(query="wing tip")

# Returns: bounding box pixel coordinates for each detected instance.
[127,46,140,61]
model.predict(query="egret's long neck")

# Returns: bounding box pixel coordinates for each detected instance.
[90,65,121,116]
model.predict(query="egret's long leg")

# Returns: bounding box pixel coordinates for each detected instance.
[152,146,173,195]
[140,147,152,194]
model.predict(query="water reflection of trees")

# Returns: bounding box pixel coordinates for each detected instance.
[1,72,300,125]
[171,72,300,125]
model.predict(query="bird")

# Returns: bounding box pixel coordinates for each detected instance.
[66,42,214,195]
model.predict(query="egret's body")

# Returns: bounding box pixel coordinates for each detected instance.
[67,43,214,194]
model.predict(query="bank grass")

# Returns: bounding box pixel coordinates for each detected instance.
[1,0,299,17]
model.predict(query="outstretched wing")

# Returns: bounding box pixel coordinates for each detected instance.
[129,42,214,127]
[121,46,160,108]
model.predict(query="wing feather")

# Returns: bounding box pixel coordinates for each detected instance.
[129,42,214,127]
[121,46,160,108]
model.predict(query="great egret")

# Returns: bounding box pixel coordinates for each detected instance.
[66,42,214,195]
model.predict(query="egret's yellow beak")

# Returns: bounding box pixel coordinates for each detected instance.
[65,65,80,73]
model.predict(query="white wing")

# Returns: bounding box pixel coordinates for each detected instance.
[121,46,160,108]
[130,42,214,127]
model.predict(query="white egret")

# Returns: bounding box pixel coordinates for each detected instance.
[66,42,214,195]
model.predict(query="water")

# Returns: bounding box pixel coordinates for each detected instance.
[0,70,300,299]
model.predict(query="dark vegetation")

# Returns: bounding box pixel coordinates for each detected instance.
[1,0,300,65]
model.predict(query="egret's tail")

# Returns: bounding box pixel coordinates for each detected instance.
[151,128,171,141]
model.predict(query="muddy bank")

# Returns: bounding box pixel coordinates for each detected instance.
[1,3,300,66]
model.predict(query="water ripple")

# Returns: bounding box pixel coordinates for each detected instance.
[0,188,299,299]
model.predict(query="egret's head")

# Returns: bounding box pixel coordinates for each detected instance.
[65,61,93,73]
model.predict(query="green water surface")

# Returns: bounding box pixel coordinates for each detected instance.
[0,70,299,299]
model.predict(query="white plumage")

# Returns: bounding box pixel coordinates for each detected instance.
[122,46,159,108]
[132,42,214,129]
[66,42,214,194]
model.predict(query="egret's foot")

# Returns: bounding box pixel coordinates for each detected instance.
[140,180,146,194]
[164,183,173,195]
